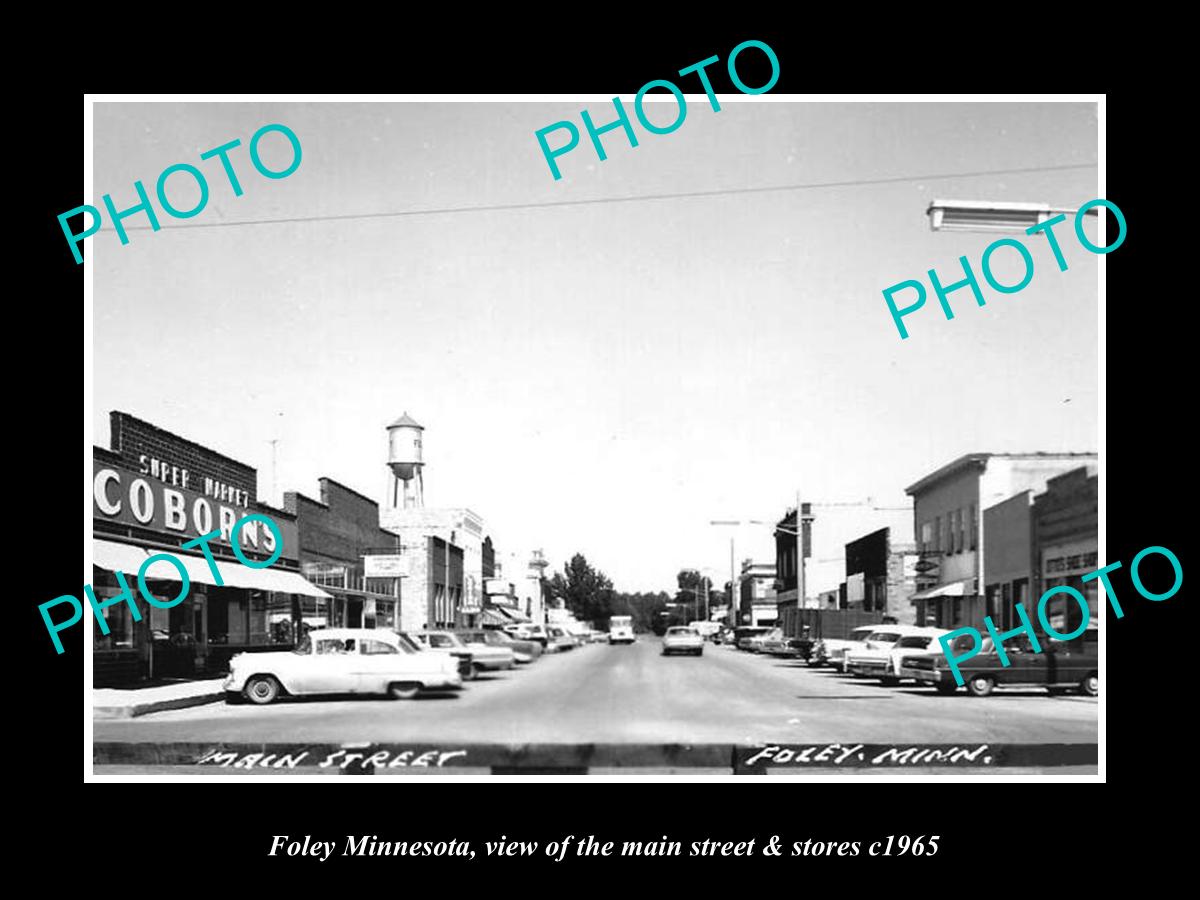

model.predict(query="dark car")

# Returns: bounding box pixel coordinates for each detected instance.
[906,625,1098,697]
[733,626,773,651]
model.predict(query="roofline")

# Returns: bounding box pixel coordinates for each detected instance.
[110,410,256,475]
[905,452,1097,496]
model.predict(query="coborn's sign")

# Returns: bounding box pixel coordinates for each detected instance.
[92,459,295,557]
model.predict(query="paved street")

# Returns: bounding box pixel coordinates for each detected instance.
[95,638,1097,745]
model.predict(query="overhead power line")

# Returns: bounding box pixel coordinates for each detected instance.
[102,161,1097,233]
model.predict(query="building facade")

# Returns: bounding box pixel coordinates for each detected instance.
[381,507,486,628]
[1032,466,1098,637]
[739,560,779,627]
[844,527,918,625]
[905,452,1097,628]
[92,412,329,686]
[283,478,403,638]
[982,491,1034,632]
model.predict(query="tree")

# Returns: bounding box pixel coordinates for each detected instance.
[548,553,615,626]
[675,569,713,621]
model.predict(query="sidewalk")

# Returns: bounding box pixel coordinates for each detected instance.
[93,678,227,720]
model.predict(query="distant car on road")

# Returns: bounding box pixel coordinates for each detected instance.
[904,625,1098,697]
[409,630,515,678]
[662,626,705,656]
[456,629,541,664]
[608,615,636,645]
[224,628,462,704]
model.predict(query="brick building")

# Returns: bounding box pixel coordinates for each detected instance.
[844,527,918,624]
[283,478,403,637]
[92,411,330,686]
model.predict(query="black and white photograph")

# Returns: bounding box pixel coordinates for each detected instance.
[79,92,1108,779]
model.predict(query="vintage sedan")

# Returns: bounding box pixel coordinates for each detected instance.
[410,630,515,677]
[812,625,878,671]
[224,628,462,704]
[662,626,705,656]
[878,629,952,685]
[904,625,1099,697]
[457,628,541,664]
[845,625,933,678]
[545,625,579,652]
[762,633,814,661]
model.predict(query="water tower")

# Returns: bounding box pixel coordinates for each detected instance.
[386,412,424,510]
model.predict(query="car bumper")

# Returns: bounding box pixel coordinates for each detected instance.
[913,669,947,685]
[424,673,464,689]
[476,658,514,671]
[847,660,887,675]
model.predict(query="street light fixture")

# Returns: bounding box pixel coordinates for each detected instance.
[927,199,1099,233]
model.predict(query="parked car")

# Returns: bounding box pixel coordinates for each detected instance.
[409,630,515,678]
[688,620,722,640]
[877,629,952,685]
[546,625,579,652]
[457,629,541,664]
[762,632,814,661]
[733,626,774,651]
[904,625,1098,696]
[506,624,549,648]
[812,625,878,671]
[662,626,705,656]
[845,625,933,678]
[224,628,462,704]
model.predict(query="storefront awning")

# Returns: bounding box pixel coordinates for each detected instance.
[911,579,972,601]
[142,551,333,599]
[495,606,529,623]
[479,608,510,626]
[92,539,151,573]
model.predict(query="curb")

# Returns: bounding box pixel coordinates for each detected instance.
[94,691,225,720]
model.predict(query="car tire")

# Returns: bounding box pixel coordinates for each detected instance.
[389,682,422,700]
[967,675,995,697]
[471,663,484,680]
[695,649,703,657]
[243,675,280,705]
[935,682,958,695]
[1080,672,1098,697]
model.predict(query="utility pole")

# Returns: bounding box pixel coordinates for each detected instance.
[268,439,279,507]
[797,489,806,637]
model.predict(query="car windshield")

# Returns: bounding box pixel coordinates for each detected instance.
[484,631,511,644]
[427,633,462,649]
[667,627,697,636]
[867,632,901,642]
[397,633,423,652]
[292,635,311,655]
[896,636,932,648]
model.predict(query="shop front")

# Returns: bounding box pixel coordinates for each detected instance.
[92,413,330,686]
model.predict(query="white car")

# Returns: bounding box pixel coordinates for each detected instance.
[813,625,878,671]
[845,625,936,678]
[662,626,705,656]
[224,628,463,704]
[879,629,952,685]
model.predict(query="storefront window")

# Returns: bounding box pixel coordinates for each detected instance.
[375,599,396,630]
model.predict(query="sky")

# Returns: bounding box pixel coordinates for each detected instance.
[91,99,1099,596]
